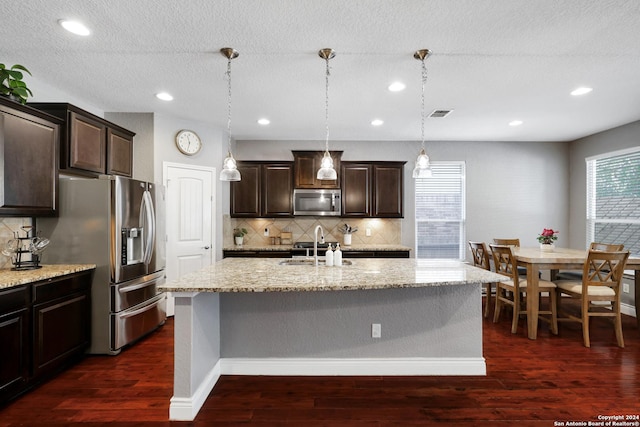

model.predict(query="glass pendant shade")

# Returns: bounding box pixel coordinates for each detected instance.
[412,148,432,178]
[220,152,241,181]
[317,150,337,180]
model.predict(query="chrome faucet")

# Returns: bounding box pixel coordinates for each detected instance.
[313,225,325,266]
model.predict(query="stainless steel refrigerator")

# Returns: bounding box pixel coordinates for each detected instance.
[39,175,166,355]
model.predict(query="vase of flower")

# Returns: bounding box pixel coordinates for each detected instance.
[537,228,558,252]
[539,243,555,252]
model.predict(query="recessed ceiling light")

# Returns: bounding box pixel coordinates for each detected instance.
[388,82,406,92]
[58,19,91,36]
[571,87,593,96]
[509,120,523,127]
[257,118,270,125]
[155,92,173,101]
[371,119,384,126]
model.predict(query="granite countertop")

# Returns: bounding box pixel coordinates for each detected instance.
[160,258,504,293]
[223,244,412,252]
[0,264,97,290]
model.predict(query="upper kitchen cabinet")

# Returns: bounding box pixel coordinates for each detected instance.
[293,150,342,189]
[30,103,135,178]
[231,161,293,218]
[341,161,405,218]
[0,97,61,217]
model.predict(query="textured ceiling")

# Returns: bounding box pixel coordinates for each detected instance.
[2,0,640,142]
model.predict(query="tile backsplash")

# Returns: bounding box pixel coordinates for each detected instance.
[0,217,34,269]
[224,215,402,247]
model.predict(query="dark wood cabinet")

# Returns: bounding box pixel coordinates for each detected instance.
[231,162,293,218]
[30,103,135,177]
[0,270,93,405]
[293,150,342,189]
[0,97,61,217]
[341,163,371,217]
[0,285,30,403]
[373,163,404,217]
[31,272,92,380]
[223,250,292,258]
[341,161,405,218]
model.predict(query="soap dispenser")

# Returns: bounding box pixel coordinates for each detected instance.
[334,243,342,266]
[325,244,334,266]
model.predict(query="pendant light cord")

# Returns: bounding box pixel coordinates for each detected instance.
[226,57,233,155]
[324,56,331,153]
[420,58,428,150]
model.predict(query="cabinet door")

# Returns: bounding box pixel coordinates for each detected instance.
[32,291,90,379]
[341,163,371,217]
[373,163,404,217]
[262,163,293,217]
[69,112,107,173]
[0,286,30,404]
[107,128,133,177]
[0,100,59,216]
[230,163,261,217]
[293,151,341,189]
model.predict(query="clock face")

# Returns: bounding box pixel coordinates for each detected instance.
[175,130,202,155]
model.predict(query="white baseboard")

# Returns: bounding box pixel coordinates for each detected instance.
[169,360,221,421]
[220,357,486,376]
[621,302,636,318]
[168,356,486,421]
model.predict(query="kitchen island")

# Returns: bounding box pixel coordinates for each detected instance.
[159,258,504,421]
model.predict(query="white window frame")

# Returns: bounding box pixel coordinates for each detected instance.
[586,146,640,257]
[414,161,466,260]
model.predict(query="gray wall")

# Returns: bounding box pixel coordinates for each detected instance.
[220,285,482,358]
[236,139,570,259]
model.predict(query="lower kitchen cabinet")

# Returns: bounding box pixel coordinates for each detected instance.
[223,250,292,258]
[0,286,30,404]
[0,270,93,406]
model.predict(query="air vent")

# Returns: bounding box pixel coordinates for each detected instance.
[429,109,453,118]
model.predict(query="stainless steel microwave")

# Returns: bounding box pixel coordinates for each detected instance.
[293,189,341,216]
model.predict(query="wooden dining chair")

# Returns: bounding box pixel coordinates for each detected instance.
[490,244,558,335]
[492,238,531,277]
[469,241,493,318]
[493,238,520,247]
[556,242,625,280]
[555,249,630,348]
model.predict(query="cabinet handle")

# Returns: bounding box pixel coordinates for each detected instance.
[203,246,210,250]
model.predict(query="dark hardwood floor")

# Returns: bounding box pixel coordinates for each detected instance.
[2,299,639,426]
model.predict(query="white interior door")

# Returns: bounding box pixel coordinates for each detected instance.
[164,162,215,316]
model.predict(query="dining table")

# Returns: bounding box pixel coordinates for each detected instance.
[513,247,640,340]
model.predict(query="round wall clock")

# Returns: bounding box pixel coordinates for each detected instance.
[175,129,202,156]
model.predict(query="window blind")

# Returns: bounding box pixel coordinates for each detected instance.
[415,162,466,259]
[586,148,640,257]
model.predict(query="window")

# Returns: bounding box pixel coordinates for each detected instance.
[586,147,640,257]
[415,161,466,259]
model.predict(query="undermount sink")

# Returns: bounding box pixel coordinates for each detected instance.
[278,259,352,266]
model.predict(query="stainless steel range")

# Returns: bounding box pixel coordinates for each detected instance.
[39,176,166,355]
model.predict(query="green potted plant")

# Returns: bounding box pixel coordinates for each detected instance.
[0,63,33,104]
[233,227,248,246]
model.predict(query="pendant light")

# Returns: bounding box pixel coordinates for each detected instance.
[317,48,338,181]
[219,47,241,181]
[412,49,433,179]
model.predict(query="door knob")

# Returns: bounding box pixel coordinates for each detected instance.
[203,246,210,250]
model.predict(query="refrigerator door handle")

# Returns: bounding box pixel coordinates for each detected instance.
[141,190,156,265]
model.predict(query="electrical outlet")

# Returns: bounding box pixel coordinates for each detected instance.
[371,323,381,338]
[623,283,630,293]
[264,228,269,236]
[366,228,371,237]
